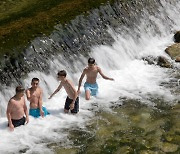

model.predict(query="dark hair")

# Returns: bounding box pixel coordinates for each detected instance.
[88,58,95,64]
[32,78,39,82]
[16,86,25,93]
[57,70,67,77]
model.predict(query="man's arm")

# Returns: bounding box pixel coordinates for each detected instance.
[26,89,31,101]
[6,100,14,131]
[48,83,62,99]
[77,69,86,93]
[23,97,29,123]
[98,67,114,80]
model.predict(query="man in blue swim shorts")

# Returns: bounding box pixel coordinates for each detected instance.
[77,58,114,100]
[26,78,49,118]
[84,82,98,96]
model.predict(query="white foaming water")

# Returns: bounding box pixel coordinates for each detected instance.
[0,0,180,153]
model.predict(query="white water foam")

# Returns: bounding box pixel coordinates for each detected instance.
[0,0,180,153]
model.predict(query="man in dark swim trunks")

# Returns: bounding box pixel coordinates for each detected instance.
[49,70,79,114]
[6,86,29,131]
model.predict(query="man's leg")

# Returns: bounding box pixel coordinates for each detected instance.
[71,97,79,114]
[64,97,71,113]
[85,90,91,100]
[64,109,69,113]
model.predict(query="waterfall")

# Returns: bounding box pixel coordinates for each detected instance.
[0,0,179,153]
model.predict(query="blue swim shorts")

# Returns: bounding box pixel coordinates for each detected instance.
[84,82,98,96]
[29,106,50,118]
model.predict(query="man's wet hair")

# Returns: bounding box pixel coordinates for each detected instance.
[88,58,95,64]
[57,70,67,77]
[32,78,39,82]
[16,86,25,93]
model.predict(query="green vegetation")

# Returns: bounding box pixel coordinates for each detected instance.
[0,0,116,58]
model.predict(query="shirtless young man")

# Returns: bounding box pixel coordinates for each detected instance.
[49,70,79,114]
[77,58,114,100]
[26,78,49,118]
[6,86,29,131]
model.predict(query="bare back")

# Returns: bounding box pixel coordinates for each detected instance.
[8,96,25,120]
[61,79,76,99]
[26,87,42,109]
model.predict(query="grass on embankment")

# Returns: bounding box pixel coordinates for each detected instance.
[0,0,116,58]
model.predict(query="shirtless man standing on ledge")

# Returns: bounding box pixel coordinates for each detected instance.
[6,86,29,131]
[77,57,114,100]
[26,78,49,118]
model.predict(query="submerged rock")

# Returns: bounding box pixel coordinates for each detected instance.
[157,56,172,68]
[174,31,180,43]
[160,142,178,153]
[139,150,163,154]
[165,43,180,61]
[175,56,180,62]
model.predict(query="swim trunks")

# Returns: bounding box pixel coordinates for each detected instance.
[10,116,26,127]
[64,96,79,113]
[29,106,50,118]
[84,82,98,96]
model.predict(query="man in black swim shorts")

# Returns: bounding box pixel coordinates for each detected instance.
[64,97,79,113]
[9,117,26,127]
[49,70,79,114]
[6,86,29,131]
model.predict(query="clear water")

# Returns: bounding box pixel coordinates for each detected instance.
[0,0,180,153]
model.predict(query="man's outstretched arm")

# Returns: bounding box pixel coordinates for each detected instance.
[49,83,62,99]
[98,67,114,81]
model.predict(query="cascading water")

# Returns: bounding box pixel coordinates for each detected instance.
[0,0,180,153]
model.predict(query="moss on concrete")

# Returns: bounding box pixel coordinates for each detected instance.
[0,0,116,57]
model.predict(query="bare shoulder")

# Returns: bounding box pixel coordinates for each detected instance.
[27,87,33,93]
[8,97,15,105]
[26,88,31,92]
[85,66,91,71]
[38,87,43,92]
[97,66,101,71]
[67,79,74,86]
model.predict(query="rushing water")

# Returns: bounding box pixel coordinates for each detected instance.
[0,0,180,153]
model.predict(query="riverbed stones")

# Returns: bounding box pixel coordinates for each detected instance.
[164,31,180,62]
[139,150,163,154]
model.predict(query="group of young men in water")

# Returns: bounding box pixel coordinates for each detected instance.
[6,58,114,131]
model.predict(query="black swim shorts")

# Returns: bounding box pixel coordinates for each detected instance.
[64,97,79,113]
[11,116,26,127]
